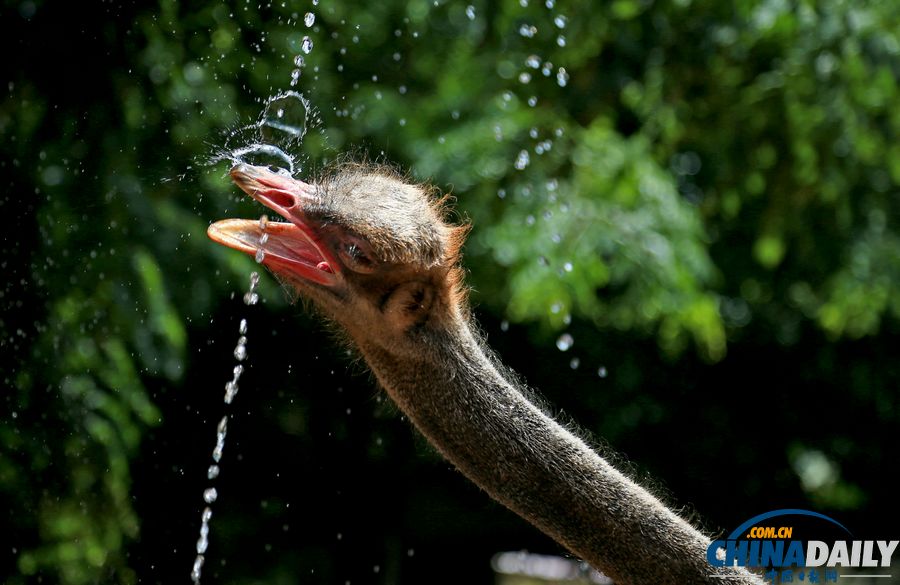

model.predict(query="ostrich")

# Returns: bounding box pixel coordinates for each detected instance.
[207,162,762,585]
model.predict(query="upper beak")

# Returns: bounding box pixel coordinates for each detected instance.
[207,164,339,286]
[228,163,320,220]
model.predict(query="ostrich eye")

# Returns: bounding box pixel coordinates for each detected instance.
[339,241,376,273]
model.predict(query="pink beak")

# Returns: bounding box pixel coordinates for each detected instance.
[207,164,338,286]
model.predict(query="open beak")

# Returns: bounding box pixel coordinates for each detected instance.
[207,164,338,286]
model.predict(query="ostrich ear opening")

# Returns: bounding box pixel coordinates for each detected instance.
[383,281,436,329]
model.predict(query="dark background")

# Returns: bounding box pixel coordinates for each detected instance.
[2,0,899,583]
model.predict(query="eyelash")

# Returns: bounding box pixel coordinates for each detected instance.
[347,244,363,258]
[343,241,373,268]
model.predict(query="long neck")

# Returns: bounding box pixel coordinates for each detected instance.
[358,312,761,585]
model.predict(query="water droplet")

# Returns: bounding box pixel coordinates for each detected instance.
[259,91,309,146]
[233,364,244,380]
[514,150,530,170]
[255,248,266,263]
[202,507,213,522]
[519,24,537,38]
[304,12,315,27]
[563,262,573,272]
[250,272,260,288]
[197,534,209,554]
[239,319,247,335]
[217,416,228,434]
[191,555,205,582]
[569,357,580,369]
[528,96,538,107]
[556,333,574,351]
[556,67,569,87]
[212,436,225,461]
[258,215,269,230]
[525,54,541,68]
[598,366,608,378]
[208,465,220,480]
[234,341,247,361]
[465,5,475,19]
[556,34,566,47]
[518,72,532,84]
[500,320,510,332]
[224,381,239,404]
[554,14,567,28]
[203,488,218,503]
[301,36,313,54]
[293,54,305,68]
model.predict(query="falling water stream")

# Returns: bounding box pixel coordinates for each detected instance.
[190,222,265,583]
[190,15,314,582]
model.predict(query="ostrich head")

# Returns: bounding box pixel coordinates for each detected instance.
[208,163,469,348]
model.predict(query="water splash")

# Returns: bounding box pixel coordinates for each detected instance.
[210,92,310,178]
[229,144,295,175]
[259,91,309,147]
